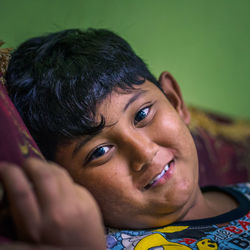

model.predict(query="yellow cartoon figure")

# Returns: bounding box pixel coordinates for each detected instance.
[121,226,218,250]
[134,233,191,250]
[196,239,218,250]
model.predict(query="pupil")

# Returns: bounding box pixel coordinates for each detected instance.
[94,147,105,158]
[136,110,147,122]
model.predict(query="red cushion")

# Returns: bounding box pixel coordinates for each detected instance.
[189,106,250,187]
[0,83,43,164]
[0,80,43,241]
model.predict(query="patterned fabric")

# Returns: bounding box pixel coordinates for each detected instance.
[0,41,11,86]
[106,183,250,250]
[189,107,250,187]
[0,83,43,164]
[0,42,43,165]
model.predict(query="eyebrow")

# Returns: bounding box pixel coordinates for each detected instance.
[72,89,148,158]
[123,89,147,112]
[72,135,96,158]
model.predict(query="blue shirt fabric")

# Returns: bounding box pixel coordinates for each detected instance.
[106,183,250,250]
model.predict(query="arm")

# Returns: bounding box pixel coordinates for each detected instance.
[0,158,106,250]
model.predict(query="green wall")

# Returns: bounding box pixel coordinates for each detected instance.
[1,0,250,119]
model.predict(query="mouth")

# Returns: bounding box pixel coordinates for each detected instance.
[144,159,174,190]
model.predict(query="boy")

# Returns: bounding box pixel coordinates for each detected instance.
[2,29,249,249]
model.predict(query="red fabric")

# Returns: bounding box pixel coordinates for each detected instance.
[189,107,250,187]
[0,81,43,241]
[0,83,43,165]
[193,128,249,186]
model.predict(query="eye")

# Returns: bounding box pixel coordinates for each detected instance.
[134,106,150,125]
[88,145,111,162]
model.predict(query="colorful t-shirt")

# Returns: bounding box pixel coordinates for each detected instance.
[106,183,250,250]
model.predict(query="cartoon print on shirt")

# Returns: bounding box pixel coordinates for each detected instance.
[121,233,148,249]
[196,239,218,250]
[134,233,191,249]
[120,226,218,250]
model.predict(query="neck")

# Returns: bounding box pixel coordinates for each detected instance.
[180,186,238,221]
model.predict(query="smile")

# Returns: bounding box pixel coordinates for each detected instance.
[144,159,174,190]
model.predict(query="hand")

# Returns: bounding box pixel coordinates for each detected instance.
[0,158,106,249]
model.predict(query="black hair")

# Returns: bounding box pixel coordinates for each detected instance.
[6,28,159,160]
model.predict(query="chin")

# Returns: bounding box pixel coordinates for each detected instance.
[170,180,197,209]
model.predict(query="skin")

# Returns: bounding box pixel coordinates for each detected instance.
[0,158,106,249]
[55,72,238,229]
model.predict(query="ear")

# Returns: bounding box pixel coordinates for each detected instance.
[159,71,190,124]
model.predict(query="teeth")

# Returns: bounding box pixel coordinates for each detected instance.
[149,164,169,185]
[144,161,174,190]
[164,164,169,171]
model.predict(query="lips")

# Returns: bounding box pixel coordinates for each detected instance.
[144,159,174,190]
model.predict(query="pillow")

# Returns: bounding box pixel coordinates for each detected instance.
[0,43,43,241]
[189,106,250,187]
[0,84,44,165]
[0,42,43,166]
[0,41,11,87]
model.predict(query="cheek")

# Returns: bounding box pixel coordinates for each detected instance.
[79,169,140,225]
[150,110,188,146]
[152,109,199,184]
[74,160,132,203]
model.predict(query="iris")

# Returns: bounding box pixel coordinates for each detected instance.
[135,107,149,124]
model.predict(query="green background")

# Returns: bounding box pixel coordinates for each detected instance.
[1,0,250,119]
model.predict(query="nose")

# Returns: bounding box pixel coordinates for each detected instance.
[121,131,158,172]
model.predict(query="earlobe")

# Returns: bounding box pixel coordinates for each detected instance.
[158,71,191,124]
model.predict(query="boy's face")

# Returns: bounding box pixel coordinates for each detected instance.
[56,74,200,229]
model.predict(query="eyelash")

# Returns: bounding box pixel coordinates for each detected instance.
[86,104,153,163]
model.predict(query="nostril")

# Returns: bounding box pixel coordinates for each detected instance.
[131,147,158,173]
[131,162,147,172]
